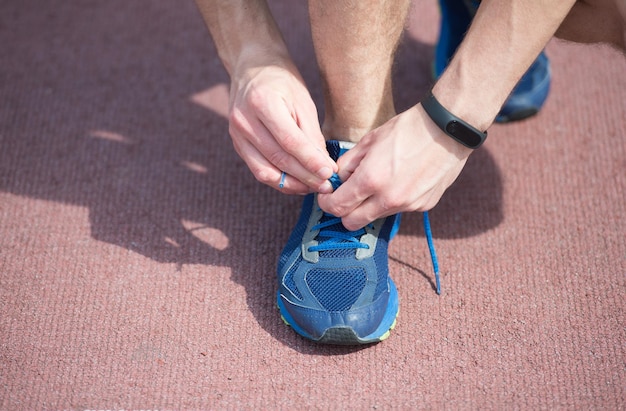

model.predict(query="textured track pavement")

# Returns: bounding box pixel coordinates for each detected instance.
[1,1,625,409]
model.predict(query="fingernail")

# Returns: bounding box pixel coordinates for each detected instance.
[317,166,333,180]
[318,180,333,194]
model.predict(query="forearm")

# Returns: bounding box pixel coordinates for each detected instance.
[432,0,577,131]
[194,0,291,76]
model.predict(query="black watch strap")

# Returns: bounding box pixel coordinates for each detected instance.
[421,92,487,149]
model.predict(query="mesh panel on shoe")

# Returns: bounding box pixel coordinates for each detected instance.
[318,248,354,259]
[306,267,367,311]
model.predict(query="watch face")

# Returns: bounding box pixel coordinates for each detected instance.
[446,120,483,148]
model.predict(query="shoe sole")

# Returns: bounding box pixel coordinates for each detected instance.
[277,279,400,345]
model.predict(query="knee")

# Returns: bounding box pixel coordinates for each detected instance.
[555,0,626,50]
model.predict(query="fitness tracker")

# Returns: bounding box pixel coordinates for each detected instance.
[421,92,487,149]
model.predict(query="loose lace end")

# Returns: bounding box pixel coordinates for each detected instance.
[423,211,441,295]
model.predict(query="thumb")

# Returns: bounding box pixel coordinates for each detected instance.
[335,144,365,183]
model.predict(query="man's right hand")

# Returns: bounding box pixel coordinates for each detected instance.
[195,0,337,194]
[228,61,336,195]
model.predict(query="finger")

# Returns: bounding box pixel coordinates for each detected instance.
[339,195,391,232]
[294,106,337,176]
[233,137,311,195]
[293,100,331,155]
[275,171,312,195]
[317,166,377,218]
[257,102,337,179]
[334,143,366,183]
[232,113,333,193]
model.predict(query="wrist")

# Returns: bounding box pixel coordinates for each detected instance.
[431,70,500,133]
[420,91,488,149]
[199,0,291,77]
[231,45,299,93]
[410,105,474,160]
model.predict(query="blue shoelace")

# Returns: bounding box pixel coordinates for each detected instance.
[423,211,441,294]
[308,173,441,294]
[308,218,372,252]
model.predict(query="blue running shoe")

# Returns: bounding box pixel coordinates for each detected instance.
[277,140,441,345]
[434,0,551,123]
[494,52,551,123]
[277,141,400,344]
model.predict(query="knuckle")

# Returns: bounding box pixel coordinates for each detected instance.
[410,196,440,213]
[360,176,383,194]
[342,217,362,232]
[318,197,339,216]
[412,202,429,213]
[267,150,290,170]
[424,195,442,211]
[277,133,300,153]
[382,195,403,211]
[247,89,267,111]
[327,203,347,217]
[228,109,247,132]
[252,167,274,185]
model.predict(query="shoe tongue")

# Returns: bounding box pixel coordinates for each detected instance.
[317,141,362,258]
[325,140,354,190]
[326,140,341,161]
[326,140,354,162]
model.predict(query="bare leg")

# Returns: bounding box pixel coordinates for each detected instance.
[308,0,412,142]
